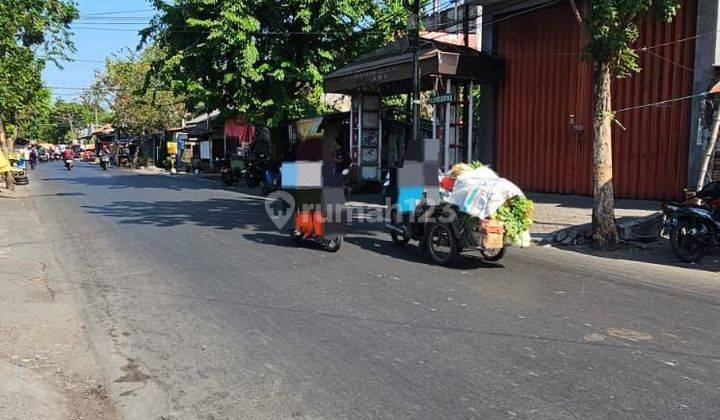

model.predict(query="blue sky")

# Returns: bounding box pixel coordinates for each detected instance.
[43,0,155,101]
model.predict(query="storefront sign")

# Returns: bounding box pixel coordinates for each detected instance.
[429,94,454,104]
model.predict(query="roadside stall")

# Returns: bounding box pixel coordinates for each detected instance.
[325,35,534,265]
[324,35,505,185]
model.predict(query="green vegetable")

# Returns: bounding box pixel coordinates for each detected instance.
[495,196,534,244]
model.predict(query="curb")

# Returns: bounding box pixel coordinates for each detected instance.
[533,211,663,246]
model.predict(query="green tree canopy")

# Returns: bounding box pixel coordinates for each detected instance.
[579,0,680,78]
[45,99,94,143]
[142,0,406,126]
[0,0,78,124]
[104,47,186,136]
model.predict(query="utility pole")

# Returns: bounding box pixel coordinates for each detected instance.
[406,0,421,142]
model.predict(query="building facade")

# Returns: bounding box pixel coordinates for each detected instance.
[473,0,719,200]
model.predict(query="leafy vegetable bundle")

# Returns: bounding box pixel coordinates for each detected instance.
[494,196,534,245]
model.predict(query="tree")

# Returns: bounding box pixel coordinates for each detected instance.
[569,0,680,246]
[0,0,78,188]
[14,88,52,142]
[104,47,185,136]
[142,0,405,127]
[46,99,94,143]
[81,69,111,125]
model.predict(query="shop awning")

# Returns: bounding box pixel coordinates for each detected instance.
[324,37,504,94]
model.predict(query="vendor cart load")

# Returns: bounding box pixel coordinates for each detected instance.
[387,142,533,265]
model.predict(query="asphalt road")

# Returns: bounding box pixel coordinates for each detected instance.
[28,162,720,419]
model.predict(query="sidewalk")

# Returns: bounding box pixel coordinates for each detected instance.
[528,192,661,243]
[0,184,116,420]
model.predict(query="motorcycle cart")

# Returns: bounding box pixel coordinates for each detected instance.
[280,121,346,252]
[386,138,506,265]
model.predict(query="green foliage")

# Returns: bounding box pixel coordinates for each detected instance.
[104,47,185,136]
[0,0,78,122]
[581,0,680,78]
[15,88,52,141]
[495,196,534,244]
[143,0,406,126]
[46,99,93,143]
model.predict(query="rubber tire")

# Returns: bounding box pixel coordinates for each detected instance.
[222,172,235,186]
[323,236,343,252]
[481,247,506,262]
[670,219,702,263]
[290,231,304,245]
[391,226,411,246]
[425,223,458,265]
[245,175,259,188]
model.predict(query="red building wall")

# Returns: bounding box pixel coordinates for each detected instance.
[495,0,697,200]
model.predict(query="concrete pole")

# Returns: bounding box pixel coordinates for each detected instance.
[467,81,474,163]
[696,104,720,190]
[444,79,452,171]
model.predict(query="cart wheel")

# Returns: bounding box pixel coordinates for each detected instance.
[391,227,411,246]
[425,222,458,265]
[323,236,343,252]
[290,230,304,244]
[481,247,506,262]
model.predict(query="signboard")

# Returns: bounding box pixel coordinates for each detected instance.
[295,117,324,141]
[429,94,454,104]
[167,141,178,155]
[181,148,193,163]
[200,141,211,159]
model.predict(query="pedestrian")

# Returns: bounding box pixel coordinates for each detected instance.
[29,146,38,170]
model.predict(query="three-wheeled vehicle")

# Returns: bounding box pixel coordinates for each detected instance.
[385,138,506,265]
[387,199,505,265]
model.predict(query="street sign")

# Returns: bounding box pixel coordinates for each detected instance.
[429,94,454,104]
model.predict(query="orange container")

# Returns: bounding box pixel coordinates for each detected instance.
[295,211,324,238]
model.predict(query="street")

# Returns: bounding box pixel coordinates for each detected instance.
[13,162,720,419]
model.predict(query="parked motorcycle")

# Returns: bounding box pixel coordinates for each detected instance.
[100,156,110,171]
[64,159,74,171]
[219,159,236,186]
[662,181,720,263]
[242,158,264,188]
[242,155,281,195]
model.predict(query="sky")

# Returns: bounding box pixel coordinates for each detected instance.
[42,0,156,101]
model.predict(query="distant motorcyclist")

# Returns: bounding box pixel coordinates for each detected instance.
[99,147,111,170]
[62,148,74,161]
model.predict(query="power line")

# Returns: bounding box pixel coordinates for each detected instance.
[615,92,708,113]
[79,9,155,16]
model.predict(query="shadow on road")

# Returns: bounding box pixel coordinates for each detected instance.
[43,173,216,192]
[81,196,278,231]
[344,234,506,270]
[553,238,720,273]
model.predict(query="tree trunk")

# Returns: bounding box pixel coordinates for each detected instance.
[591,62,619,246]
[0,118,15,190]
